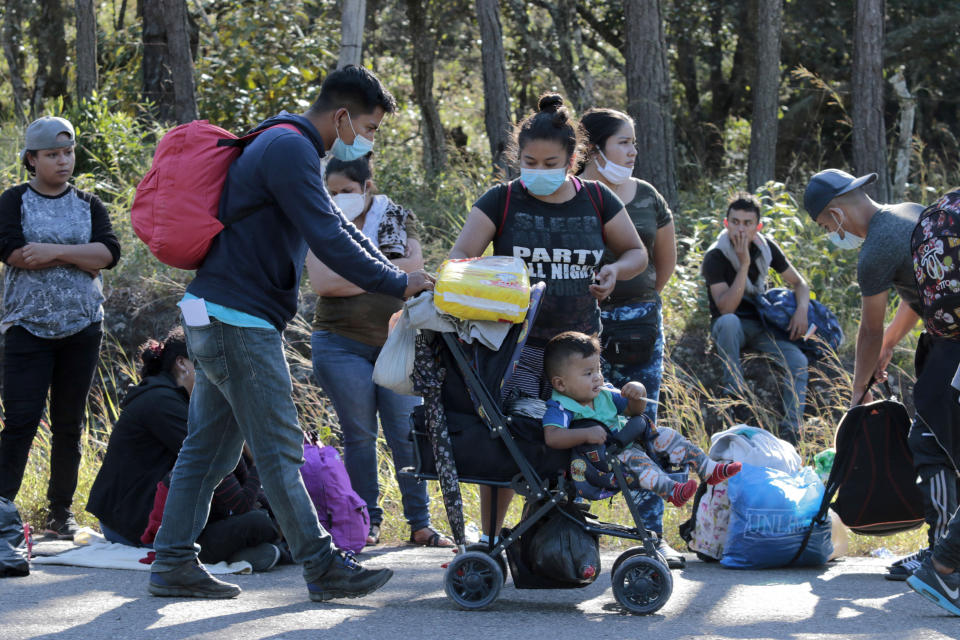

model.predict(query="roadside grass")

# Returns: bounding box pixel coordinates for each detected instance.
[8,323,926,560]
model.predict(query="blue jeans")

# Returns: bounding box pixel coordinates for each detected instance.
[311,330,429,531]
[100,520,149,548]
[711,314,808,432]
[152,320,334,582]
[601,300,667,534]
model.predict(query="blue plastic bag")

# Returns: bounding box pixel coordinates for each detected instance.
[721,463,833,569]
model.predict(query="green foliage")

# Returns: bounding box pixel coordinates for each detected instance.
[4,0,955,560]
[193,1,338,131]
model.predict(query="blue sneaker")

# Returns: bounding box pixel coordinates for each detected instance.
[907,556,960,616]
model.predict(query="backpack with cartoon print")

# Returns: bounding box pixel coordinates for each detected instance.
[911,190,960,339]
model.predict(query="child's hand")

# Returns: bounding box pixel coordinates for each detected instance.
[622,381,648,416]
[584,425,608,444]
[621,381,647,401]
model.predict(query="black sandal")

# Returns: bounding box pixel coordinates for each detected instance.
[409,526,454,547]
[367,523,381,545]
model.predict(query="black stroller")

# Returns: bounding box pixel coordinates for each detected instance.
[403,283,673,614]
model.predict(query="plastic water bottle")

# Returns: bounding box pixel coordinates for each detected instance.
[464,522,481,544]
[814,448,836,483]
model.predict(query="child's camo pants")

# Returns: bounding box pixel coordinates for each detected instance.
[619,427,711,499]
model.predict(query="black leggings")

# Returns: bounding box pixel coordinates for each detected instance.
[0,322,102,508]
[197,510,278,564]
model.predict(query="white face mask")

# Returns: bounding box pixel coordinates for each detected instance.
[333,192,367,221]
[827,211,864,250]
[596,150,633,185]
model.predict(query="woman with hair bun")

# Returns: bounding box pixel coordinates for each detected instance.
[449,93,648,541]
[579,107,681,567]
[86,328,194,546]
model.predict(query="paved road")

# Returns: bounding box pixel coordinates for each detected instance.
[1,542,955,640]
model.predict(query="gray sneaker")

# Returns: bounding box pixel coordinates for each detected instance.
[656,538,686,569]
[44,508,79,540]
[149,559,241,599]
[307,550,393,602]
[907,556,960,616]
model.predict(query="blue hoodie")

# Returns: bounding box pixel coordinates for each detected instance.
[186,111,407,331]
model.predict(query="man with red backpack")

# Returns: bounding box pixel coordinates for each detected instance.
[148,66,434,602]
[804,169,960,582]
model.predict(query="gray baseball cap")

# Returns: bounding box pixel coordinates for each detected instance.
[20,116,75,160]
[803,169,877,220]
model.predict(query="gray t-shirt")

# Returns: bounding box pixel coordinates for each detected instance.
[0,184,121,338]
[857,202,924,313]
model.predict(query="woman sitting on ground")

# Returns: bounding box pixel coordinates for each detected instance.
[86,328,192,547]
[87,328,282,571]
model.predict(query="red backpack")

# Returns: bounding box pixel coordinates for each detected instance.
[131,119,302,270]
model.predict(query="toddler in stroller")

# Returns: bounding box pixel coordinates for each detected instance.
[407,285,726,615]
[542,332,741,507]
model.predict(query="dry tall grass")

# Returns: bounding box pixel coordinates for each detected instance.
[6,316,927,559]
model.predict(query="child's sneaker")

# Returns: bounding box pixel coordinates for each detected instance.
[707,462,742,486]
[668,479,698,507]
[907,556,960,616]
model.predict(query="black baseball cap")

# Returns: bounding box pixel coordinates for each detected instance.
[803,169,877,220]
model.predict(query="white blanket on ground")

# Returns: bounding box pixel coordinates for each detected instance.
[30,528,252,574]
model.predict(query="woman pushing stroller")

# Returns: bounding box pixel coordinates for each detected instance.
[541,331,741,505]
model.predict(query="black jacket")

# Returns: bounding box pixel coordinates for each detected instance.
[86,372,188,544]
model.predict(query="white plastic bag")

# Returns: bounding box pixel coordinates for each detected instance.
[372,308,417,395]
[708,425,801,474]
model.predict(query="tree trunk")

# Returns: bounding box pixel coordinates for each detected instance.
[141,0,176,122]
[161,0,197,123]
[747,0,783,192]
[404,0,447,176]
[623,0,678,208]
[475,0,513,178]
[30,0,69,115]
[702,0,754,173]
[117,0,128,29]
[75,0,99,101]
[542,0,594,112]
[889,70,915,201]
[852,0,890,202]
[1,0,28,123]
[338,0,366,69]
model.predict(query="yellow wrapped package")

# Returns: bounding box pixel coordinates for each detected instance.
[434,256,531,323]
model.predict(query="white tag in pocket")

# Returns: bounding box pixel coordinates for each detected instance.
[178,298,211,327]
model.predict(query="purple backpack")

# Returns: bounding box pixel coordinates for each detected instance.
[300,441,368,553]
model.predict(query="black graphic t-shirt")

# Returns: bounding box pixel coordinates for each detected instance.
[474,178,623,344]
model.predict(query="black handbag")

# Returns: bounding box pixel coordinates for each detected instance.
[601,313,659,365]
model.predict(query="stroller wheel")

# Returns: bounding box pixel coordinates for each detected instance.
[444,551,504,610]
[611,546,667,577]
[612,555,673,615]
[466,543,508,583]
